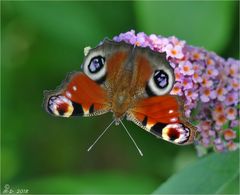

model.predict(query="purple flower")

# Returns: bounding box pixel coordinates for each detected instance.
[225,107,237,120]
[113,30,137,45]
[206,66,218,78]
[227,59,239,77]
[169,36,186,47]
[149,34,167,49]
[179,61,194,75]
[174,67,184,81]
[200,88,212,102]
[201,74,213,87]
[229,79,239,91]
[185,109,191,118]
[208,130,216,137]
[190,48,205,61]
[215,143,225,152]
[182,77,193,90]
[225,92,238,106]
[230,120,239,128]
[185,89,198,100]
[163,44,184,59]
[215,85,227,101]
[192,72,203,83]
[214,113,227,127]
[170,82,183,96]
[135,32,149,47]
[202,138,210,147]
[223,129,236,141]
[226,141,238,151]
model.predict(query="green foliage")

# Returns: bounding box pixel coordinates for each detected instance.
[153,150,239,194]
[1,1,239,194]
[15,172,157,194]
[134,1,235,54]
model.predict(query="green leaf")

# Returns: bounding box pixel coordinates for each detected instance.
[134,1,235,53]
[153,150,239,194]
[14,172,157,194]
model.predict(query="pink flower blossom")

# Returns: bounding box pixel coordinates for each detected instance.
[199,121,212,131]
[169,36,185,47]
[214,113,227,127]
[170,82,183,96]
[163,44,184,59]
[215,85,227,101]
[174,67,184,81]
[202,138,210,147]
[185,89,198,100]
[230,79,239,91]
[193,61,204,72]
[206,66,218,78]
[192,72,203,83]
[223,129,236,141]
[185,109,191,118]
[202,74,213,87]
[149,34,168,49]
[226,141,238,151]
[200,88,215,102]
[230,120,239,128]
[205,56,215,66]
[225,107,237,120]
[135,32,149,47]
[182,77,193,90]
[208,130,216,137]
[179,61,194,75]
[190,48,205,61]
[228,63,239,77]
[215,143,225,152]
[214,103,225,114]
[225,92,238,106]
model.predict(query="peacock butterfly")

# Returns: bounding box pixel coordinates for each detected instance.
[44,40,196,155]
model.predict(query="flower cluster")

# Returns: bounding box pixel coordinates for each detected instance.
[113,30,239,154]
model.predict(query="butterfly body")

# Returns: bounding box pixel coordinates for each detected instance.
[45,40,196,145]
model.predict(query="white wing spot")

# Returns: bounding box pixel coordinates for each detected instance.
[66,91,72,98]
[170,117,177,122]
[72,86,77,91]
[169,110,174,114]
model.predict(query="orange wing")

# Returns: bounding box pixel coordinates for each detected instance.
[128,95,196,145]
[44,72,109,117]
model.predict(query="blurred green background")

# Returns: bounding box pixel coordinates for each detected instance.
[1,1,239,194]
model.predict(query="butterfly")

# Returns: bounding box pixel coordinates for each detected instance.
[44,39,196,153]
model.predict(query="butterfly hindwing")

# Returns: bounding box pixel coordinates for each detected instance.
[128,95,196,145]
[45,72,110,117]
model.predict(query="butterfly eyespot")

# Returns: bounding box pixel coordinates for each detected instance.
[154,70,168,88]
[162,124,190,144]
[146,68,174,96]
[88,56,105,73]
[83,54,106,83]
[47,95,74,117]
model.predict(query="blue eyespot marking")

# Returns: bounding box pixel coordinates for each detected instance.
[153,70,168,89]
[88,56,105,73]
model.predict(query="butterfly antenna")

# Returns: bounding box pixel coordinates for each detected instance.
[87,119,115,152]
[120,120,143,156]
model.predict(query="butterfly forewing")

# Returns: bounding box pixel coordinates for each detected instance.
[45,72,110,117]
